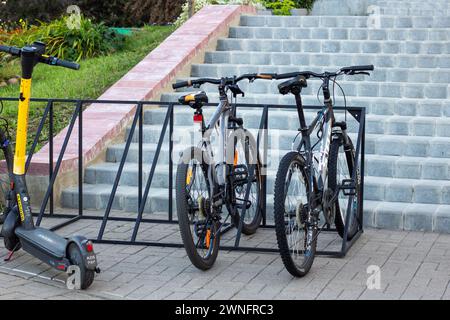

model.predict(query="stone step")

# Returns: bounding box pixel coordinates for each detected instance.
[84,152,450,190]
[139,110,450,138]
[172,75,450,100]
[239,15,450,28]
[365,176,450,205]
[192,63,450,84]
[375,0,450,5]
[62,177,450,224]
[229,26,450,41]
[217,38,450,55]
[377,8,450,16]
[205,52,450,69]
[60,185,450,233]
[104,130,450,169]
[161,92,450,118]
[363,200,450,233]
[375,0,450,9]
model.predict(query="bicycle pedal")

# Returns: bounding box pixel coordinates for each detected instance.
[340,179,356,196]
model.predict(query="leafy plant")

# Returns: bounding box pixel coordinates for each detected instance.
[263,0,296,15]
[294,0,315,11]
[0,0,185,27]
[124,0,185,26]
[175,0,265,27]
[5,15,126,62]
[0,0,71,26]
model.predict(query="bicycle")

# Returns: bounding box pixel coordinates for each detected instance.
[172,74,274,270]
[272,65,374,277]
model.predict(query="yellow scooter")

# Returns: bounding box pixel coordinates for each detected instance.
[0,42,99,289]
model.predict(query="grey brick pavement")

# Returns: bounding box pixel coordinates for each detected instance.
[0,215,449,300]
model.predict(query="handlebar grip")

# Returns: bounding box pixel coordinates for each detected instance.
[276,72,301,80]
[172,80,192,90]
[256,73,277,80]
[0,45,21,56]
[55,59,80,70]
[341,65,374,72]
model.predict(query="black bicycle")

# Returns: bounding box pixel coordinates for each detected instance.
[172,74,273,269]
[272,65,374,277]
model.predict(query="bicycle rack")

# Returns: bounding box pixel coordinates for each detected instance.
[0,97,365,257]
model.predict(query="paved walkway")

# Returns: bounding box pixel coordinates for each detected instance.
[0,224,449,300]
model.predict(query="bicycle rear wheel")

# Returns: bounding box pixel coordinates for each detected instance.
[328,135,361,240]
[274,151,317,277]
[176,147,220,270]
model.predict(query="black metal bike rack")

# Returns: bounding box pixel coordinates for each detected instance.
[0,97,365,257]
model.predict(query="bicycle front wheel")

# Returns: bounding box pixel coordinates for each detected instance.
[274,151,317,277]
[328,135,361,240]
[231,129,262,235]
[176,147,220,270]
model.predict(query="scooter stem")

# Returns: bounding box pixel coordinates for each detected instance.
[13,48,35,176]
[13,47,37,230]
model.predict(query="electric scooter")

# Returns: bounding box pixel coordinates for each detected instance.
[0,42,99,289]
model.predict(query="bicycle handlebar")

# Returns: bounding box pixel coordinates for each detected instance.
[172,73,277,89]
[340,65,374,72]
[275,65,374,80]
[0,44,80,70]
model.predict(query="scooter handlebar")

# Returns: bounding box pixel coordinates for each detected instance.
[0,45,21,56]
[53,58,80,70]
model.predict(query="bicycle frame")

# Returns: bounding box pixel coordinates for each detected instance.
[293,77,344,222]
[197,88,256,188]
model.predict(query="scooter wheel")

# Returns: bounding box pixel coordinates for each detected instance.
[68,243,94,290]
[4,235,21,252]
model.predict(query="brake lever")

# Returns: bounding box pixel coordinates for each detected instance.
[193,83,201,89]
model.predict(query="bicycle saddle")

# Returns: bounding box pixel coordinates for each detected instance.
[179,91,209,109]
[278,75,308,95]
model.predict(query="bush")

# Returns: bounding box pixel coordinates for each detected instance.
[0,0,71,26]
[263,0,297,15]
[295,0,315,11]
[174,0,315,24]
[124,0,185,26]
[5,15,126,61]
[0,0,185,27]
[175,0,265,27]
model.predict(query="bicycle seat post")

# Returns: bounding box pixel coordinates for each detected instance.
[293,92,307,132]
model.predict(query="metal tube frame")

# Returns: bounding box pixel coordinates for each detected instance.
[0,97,365,257]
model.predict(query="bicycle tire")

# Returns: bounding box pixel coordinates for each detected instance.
[274,151,317,277]
[176,147,220,270]
[230,129,263,235]
[328,135,360,240]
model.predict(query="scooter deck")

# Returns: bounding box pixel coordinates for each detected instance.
[15,227,67,260]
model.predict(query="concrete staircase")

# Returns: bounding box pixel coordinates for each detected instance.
[62,0,450,233]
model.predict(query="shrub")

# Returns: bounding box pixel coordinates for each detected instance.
[175,0,265,27]
[5,15,126,61]
[263,0,297,15]
[0,0,185,27]
[294,0,315,11]
[124,0,185,26]
[0,0,71,26]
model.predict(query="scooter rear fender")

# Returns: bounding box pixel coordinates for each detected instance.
[66,235,98,271]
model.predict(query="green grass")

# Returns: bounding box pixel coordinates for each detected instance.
[0,25,174,152]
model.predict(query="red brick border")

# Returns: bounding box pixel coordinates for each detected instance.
[26,5,256,175]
